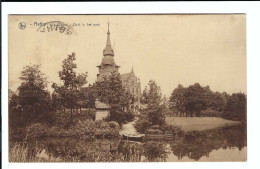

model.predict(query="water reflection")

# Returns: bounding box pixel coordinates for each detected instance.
[170,124,247,161]
[9,124,246,162]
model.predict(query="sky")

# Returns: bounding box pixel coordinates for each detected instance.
[9,15,246,97]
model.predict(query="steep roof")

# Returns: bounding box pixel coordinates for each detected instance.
[120,72,132,82]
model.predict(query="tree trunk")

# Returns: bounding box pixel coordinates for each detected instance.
[33,107,36,122]
[70,108,73,123]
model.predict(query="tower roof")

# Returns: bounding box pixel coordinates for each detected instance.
[103,22,114,56]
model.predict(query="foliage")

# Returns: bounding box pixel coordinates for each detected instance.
[26,123,49,138]
[134,80,165,133]
[140,86,149,105]
[52,52,88,122]
[26,120,120,140]
[95,71,135,125]
[169,84,187,116]
[169,83,232,118]
[222,93,247,121]
[9,65,51,129]
[200,108,222,117]
[184,83,207,117]
[134,117,152,133]
[146,80,165,126]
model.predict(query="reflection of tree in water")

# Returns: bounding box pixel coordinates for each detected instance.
[143,141,171,162]
[20,138,171,162]
[117,140,170,162]
[117,141,144,162]
[170,124,247,161]
[10,124,246,162]
[17,138,123,162]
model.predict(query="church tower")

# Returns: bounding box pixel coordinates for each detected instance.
[97,22,119,82]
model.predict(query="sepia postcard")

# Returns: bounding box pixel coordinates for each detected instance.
[8,14,246,162]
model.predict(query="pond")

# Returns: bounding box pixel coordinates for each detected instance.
[9,124,246,162]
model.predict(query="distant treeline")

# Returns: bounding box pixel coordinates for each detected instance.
[167,84,246,121]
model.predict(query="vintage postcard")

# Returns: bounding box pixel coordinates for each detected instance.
[8,14,246,162]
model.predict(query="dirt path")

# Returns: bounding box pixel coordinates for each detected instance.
[119,118,138,135]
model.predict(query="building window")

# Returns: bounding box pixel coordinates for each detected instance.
[136,88,138,94]
[132,81,134,85]
[132,88,134,94]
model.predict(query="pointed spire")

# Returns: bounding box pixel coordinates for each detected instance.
[103,20,114,56]
[106,21,111,46]
[131,66,135,75]
[108,20,110,33]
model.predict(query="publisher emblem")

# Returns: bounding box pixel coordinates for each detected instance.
[18,22,26,30]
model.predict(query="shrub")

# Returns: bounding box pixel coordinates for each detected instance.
[26,123,49,138]
[108,121,120,129]
[134,118,151,134]
[25,119,120,140]
[9,128,26,141]
[124,111,135,122]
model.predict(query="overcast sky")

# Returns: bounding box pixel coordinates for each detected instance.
[9,15,246,97]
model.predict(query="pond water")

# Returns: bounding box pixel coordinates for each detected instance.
[9,124,246,162]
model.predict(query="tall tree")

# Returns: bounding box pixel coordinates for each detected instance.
[53,52,87,122]
[169,84,187,117]
[141,86,149,105]
[223,93,246,121]
[184,83,207,117]
[15,64,51,124]
[146,80,165,125]
[95,71,134,125]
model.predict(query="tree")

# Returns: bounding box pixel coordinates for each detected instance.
[169,84,187,117]
[184,83,207,117]
[161,95,170,116]
[78,84,96,112]
[9,64,51,127]
[146,80,165,126]
[222,93,246,121]
[52,52,87,123]
[141,86,149,105]
[95,71,134,125]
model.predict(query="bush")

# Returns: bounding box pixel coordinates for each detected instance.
[25,119,120,140]
[9,128,26,141]
[134,118,151,134]
[124,111,135,122]
[95,120,120,139]
[26,123,49,138]
[108,121,120,129]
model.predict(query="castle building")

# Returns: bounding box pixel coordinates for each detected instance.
[96,23,141,112]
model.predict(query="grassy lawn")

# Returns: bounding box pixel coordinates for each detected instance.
[166,117,241,132]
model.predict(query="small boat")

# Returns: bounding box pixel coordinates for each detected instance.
[122,134,145,142]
